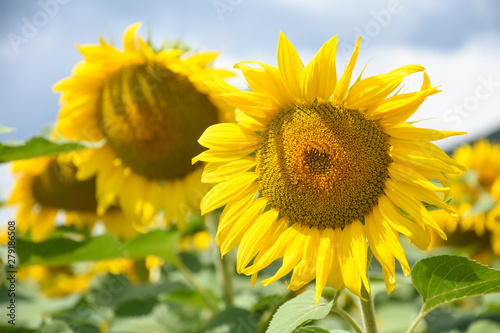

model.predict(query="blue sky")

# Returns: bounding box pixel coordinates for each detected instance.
[1,0,500,220]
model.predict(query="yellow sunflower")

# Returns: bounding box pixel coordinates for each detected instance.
[430,140,500,264]
[54,23,233,229]
[194,33,466,302]
[8,153,137,241]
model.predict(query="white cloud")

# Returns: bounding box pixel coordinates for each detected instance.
[361,34,500,150]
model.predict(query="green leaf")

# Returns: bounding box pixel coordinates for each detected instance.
[17,230,179,266]
[162,289,217,309]
[267,290,334,333]
[205,307,258,333]
[293,327,335,333]
[115,297,158,317]
[0,136,98,163]
[123,229,179,265]
[17,234,122,266]
[411,255,500,316]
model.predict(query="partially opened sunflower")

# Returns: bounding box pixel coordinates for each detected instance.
[8,153,136,241]
[430,140,500,264]
[194,33,465,302]
[54,23,233,229]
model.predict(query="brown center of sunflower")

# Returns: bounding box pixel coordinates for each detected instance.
[32,160,97,212]
[99,62,219,180]
[256,102,391,229]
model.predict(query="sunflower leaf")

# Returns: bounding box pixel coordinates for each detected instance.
[411,255,500,317]
[123,229,180,265]
[294,327,343,333]
[17,230,180,266]
[204,307,258,333]
[267,290,333,333]
[0,136,97,163]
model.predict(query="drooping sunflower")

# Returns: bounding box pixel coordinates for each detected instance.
[194,33,466,301]
[8,153,137,241]
[54,23,233,229]
[430,140,500,264]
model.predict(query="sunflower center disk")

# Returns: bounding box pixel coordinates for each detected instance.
[256,103,391,229]
[32,161,97,212]
[99,62,219,180]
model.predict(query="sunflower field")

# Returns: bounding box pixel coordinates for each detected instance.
[1,2,500,332]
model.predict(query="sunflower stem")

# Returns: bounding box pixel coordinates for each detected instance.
[333,286,346,303]
[220,251,235,307]
[332,305,363,333]
[360,248,378,333]
[406,310,425,333]
[175,261,219,315]
[360,284,378,333]
[207,212,234,307]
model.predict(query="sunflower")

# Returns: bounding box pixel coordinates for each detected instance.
[430,140,500,264]
[194,33,466,302]
[8,153,137,241]
[54,23,233,229]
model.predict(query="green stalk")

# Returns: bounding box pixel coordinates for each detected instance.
[207,212,234,307]
[360,249,378,333]
[220,251,234,307]
[332,305,363,333]
[175,261,219,315]
[406,310,425,333]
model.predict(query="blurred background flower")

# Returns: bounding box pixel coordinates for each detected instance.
[430,140,500,265]
[8,152,138,241]
[53,23,234,230]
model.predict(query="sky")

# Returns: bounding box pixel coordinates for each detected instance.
[1,0,500,221]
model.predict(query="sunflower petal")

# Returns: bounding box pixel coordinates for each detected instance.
[346,65,425,110]
[200,173,258,215]
[198,123,260,150]
[263,225,308,286]
[333,37,361,103]
[315,227,335,303]
[288,227,320,290]
[202,157,256,183]
[277,32,303,100]
[385,179,447,240]
[236,210,282,273]
[378,195,431,250]
[239,61,294,107]
[384,124,466,141]
[123,22,141,52]
[339,220,369,298]
[300,36,338,103]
